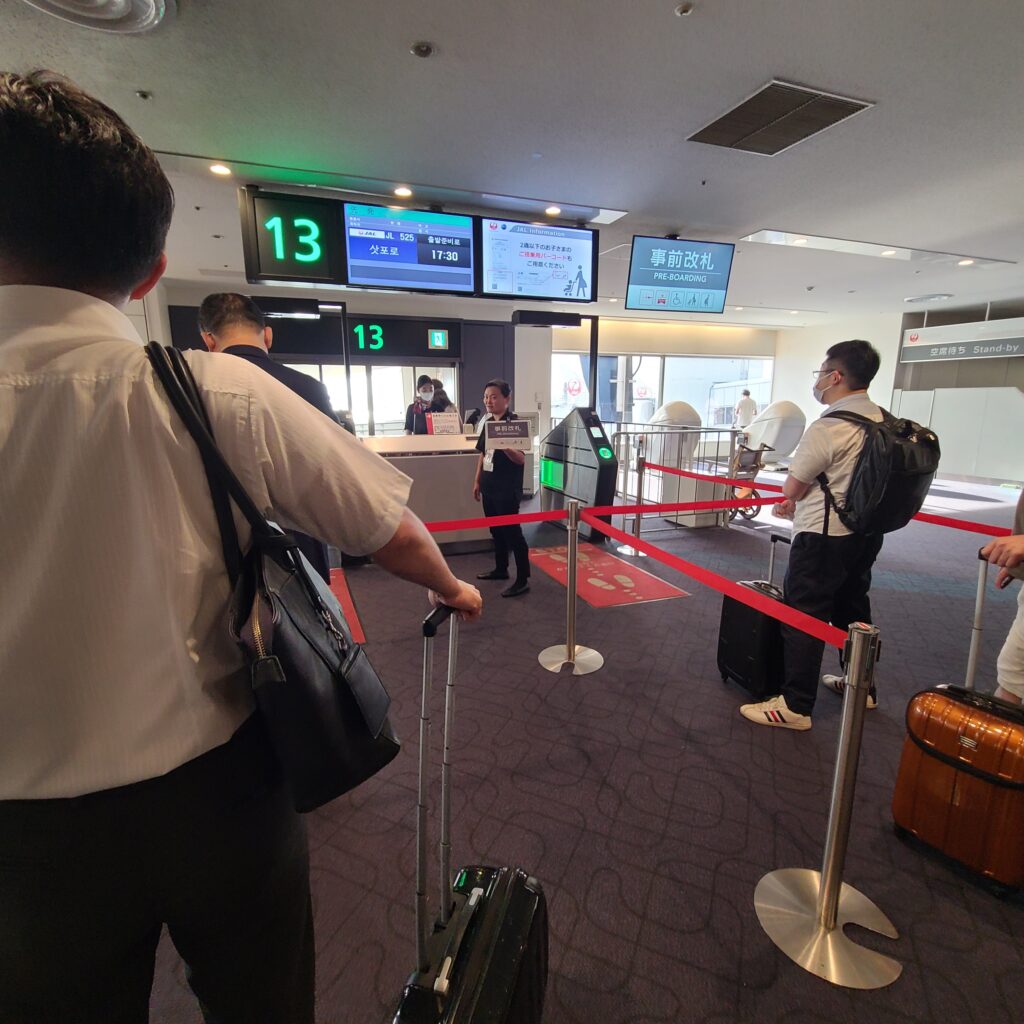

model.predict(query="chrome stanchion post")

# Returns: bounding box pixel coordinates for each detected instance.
[754,623,901,989]
[538,499,604,676]
[964,551,988,690]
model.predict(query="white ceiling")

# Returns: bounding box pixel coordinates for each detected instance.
[5,0,1024,327]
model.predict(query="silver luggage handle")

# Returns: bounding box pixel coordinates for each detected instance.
[417,605,460,971]
[767,533,791,587]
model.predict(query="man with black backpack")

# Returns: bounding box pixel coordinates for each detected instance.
[741,340,890,730]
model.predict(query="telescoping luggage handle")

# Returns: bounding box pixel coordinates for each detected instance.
[964,548,991,691]
[767,533,791,588]
[417,604,485,994]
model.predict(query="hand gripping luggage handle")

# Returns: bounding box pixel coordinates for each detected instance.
[417,605,460,972]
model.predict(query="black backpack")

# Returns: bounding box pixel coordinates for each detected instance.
[817,409,941,535]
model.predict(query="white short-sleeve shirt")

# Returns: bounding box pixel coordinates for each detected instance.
[0,286,411,798]
[788,392,883,538]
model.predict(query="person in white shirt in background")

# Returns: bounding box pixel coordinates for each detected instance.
[0,70,481,1023]
[740,340,884,731]
[734,389,758,430]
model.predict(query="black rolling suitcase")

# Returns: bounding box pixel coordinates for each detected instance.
[393,606,548,1024]
[717,533,789,698]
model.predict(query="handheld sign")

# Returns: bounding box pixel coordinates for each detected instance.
[485,419,531,451]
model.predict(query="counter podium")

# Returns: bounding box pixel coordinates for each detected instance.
[361,435,490,551]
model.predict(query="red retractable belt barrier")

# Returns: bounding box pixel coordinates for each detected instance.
[580,511,847,649]
[425,509,567,534]
[911,511,1012,537]
[644,463,786,493]
[588,497,780,517]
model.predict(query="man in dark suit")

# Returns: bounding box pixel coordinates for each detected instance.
[198,292,335,581]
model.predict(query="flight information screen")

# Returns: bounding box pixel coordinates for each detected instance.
[343,204,475,293]
[480,219,596,301]
[625,236,735,313]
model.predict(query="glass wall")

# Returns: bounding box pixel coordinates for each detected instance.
[281,361,458,435]
[551,352,773,430]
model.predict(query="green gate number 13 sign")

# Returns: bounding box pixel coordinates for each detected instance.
[263,215,322,264]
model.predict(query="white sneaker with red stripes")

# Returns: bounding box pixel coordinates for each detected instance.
[822,674,878,710]
[739,694,812,730]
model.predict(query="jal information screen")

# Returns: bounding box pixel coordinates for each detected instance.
[480,219,597,301]
[625,236,735,313]
[343,204,475,293]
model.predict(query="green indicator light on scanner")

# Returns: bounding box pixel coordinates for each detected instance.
[598,446,614,460]
[540,457,564,490]
[455,869,467,890]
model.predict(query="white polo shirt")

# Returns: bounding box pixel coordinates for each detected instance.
[789,392,883,538]
[0,286,411,799]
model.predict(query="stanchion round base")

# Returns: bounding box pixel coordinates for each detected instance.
[538,645,604,675]
[615,544,647,558]
[754,868,901,990]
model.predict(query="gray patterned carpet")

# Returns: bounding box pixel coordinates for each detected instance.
[151,494,1024,1023]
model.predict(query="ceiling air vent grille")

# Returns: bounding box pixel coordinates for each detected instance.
[688,80,872,156]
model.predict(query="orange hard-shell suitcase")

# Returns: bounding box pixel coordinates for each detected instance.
[892,686,1024,890]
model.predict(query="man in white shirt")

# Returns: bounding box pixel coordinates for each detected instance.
[734,389,757,429]
[740,340,884,730]
[0,71,481,1023]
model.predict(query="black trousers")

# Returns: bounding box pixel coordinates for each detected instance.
[0,715,314,1024]
[482,488,530,583]
[781,530,884,715]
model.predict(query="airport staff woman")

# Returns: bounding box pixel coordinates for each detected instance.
[473,379,531,597]
[404,374,435,434]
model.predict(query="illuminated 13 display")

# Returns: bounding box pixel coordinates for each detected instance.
[240,189,344,284]
[346,316,462,363]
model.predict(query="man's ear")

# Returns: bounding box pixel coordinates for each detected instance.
[264,325,273,351]
[199,331,217,352]
[129,252,167,301]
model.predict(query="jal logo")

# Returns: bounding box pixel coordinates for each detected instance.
[489,222,498,229]
[567,379,582,397]
[909,333,919,342]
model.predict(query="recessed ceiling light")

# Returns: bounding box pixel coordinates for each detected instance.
[904,293,954,303]
[607,297,618,303]
[394,186,413,198]
[209,164,231,176]
[545,205,561,216]
[958,258,975,266]
[790,310,799,314]
[792,238,808,245]
[734,306,744,311]
[881,249,897,257]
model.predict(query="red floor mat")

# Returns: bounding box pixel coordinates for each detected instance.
[529,542,690,607]
[329,568,366,643]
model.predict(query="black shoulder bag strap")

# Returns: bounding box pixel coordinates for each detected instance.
[144,343,292,583]
[814,409,878,536]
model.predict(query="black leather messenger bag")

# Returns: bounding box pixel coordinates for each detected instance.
[146,342,400,812]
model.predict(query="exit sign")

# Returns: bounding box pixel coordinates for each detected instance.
[428,329,450,350]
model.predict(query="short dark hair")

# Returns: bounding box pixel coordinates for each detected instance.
[198,293,266,335]
[825,339,880,390]
[416,374,433,389]
[484,378,511,398]
[0,70,174,297]
[741,389,750,396]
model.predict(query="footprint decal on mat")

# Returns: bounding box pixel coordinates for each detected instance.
[613,574,635,590]
[588,577,616,590]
